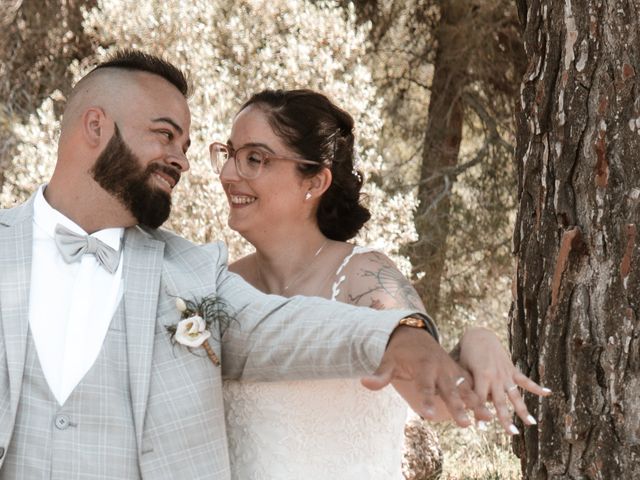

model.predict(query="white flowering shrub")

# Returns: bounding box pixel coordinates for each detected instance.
[0,96,59,207]
[1,0,416,272]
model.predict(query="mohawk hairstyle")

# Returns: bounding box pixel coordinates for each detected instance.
[91,49,190,97]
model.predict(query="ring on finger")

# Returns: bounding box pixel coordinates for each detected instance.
[455,376,466,387]
[506,384,518,393]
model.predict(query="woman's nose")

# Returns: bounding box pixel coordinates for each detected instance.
[219,157,240,182]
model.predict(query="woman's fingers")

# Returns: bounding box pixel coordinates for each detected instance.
[480,371,549,434]
[505,385,537,426]
[490,384,520,435]
[514,370,552,396]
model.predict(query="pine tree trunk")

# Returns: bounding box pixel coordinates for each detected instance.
[511,1,640,478]
[410,0,470,315]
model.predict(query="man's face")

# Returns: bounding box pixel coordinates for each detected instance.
[90,73,192,228]
[91,124,179,228]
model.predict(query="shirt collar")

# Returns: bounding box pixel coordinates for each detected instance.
[33,185,124,252]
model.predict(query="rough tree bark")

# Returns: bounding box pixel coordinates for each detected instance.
[410,0,470,316]
[511,0,640,478]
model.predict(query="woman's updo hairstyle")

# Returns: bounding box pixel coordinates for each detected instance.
[239,89,370,241]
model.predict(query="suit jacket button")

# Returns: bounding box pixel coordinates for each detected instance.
[0,446,5,459]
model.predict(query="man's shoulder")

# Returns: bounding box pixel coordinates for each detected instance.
[146,226,196,248]
[140,226,228,264]
[0,198,34,227]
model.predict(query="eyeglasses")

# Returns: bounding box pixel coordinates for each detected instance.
[209,142,321,180]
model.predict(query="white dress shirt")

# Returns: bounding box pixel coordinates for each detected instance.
[29,186,124,405]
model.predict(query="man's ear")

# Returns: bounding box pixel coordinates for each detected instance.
[306,168,332,200]
[81,107,109,147]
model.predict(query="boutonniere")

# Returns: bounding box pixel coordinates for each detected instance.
[166,295,232,367]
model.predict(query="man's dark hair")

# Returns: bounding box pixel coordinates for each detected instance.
[92,49,190,97]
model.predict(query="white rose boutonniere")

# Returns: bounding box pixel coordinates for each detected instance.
[166,295,233,367]
[175,315,211,348]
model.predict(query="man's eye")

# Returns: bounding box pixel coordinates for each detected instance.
[159,130,173,140]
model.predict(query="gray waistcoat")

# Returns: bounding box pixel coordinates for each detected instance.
[1,301,139,479]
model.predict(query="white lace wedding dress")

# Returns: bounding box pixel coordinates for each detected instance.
[223,247,407,479]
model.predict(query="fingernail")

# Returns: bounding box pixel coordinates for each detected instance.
[476,420,487,431]
[508,424,520,435]
[542,387,552,394]
[459,414,471,425]
[422,407,435,419]
[526,415,537,425]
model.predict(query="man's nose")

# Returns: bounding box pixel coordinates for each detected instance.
[168,149,189,172]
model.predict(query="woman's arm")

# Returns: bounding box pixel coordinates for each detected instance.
[340,251,450,421]
[341,250,550,433]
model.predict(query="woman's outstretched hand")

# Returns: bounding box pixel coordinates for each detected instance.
[455,326,552,435]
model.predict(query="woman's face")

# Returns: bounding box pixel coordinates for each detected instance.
[219,105,310,238]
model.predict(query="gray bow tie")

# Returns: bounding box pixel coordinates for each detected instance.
[54,224,121,274]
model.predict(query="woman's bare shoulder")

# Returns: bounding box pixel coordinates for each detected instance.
[340,249,426,312]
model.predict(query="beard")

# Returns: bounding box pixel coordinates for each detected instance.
[91,124,180,229]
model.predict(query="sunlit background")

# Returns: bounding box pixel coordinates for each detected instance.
[1,1,524,478]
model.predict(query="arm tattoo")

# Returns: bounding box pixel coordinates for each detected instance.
[369,299,385,310]
[347,253,423,311]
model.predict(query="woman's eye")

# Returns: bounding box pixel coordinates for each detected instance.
[247,152,264,165]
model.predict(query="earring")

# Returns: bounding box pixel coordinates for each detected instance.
[305,192,312,200]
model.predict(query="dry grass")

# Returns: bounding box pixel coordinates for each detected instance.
[435,420,521,480]
[432,270,522,480]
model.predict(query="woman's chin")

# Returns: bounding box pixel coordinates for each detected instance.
[227,216,250,236]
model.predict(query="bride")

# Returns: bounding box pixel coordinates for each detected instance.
[214,89,549,479]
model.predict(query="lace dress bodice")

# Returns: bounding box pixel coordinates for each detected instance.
[223,246,407,479]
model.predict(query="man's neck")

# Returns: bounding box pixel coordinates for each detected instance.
[44,178,137,234]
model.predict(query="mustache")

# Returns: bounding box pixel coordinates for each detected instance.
[147,163,181,187]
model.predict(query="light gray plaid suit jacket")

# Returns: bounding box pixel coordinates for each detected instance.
[0,195,417,478]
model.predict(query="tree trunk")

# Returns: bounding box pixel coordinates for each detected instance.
[511,1,640,478]
[410,0,470,316]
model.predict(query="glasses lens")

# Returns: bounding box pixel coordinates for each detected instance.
[236,148,265,179]
[210,144,229,174]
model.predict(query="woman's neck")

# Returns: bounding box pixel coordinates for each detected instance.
[248,227,330,296]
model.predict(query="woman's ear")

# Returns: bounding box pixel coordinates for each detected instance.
[81,107,109,147]
[305,168,332,201]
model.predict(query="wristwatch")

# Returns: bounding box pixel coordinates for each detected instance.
[398,316,426,328]
[398,314,440,343]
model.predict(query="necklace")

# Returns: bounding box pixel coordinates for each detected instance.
[257,239,329,295]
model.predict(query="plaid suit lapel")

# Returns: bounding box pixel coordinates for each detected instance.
[122,226,165,450]
[0,198,35,415]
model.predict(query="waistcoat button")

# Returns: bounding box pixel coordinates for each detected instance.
[55,414,70,430]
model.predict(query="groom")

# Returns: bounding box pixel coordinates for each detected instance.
[0,50,486,479]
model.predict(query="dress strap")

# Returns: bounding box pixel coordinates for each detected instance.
[330,246,378,301]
